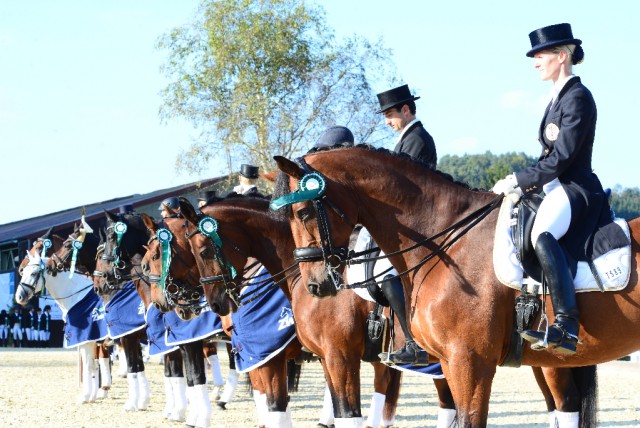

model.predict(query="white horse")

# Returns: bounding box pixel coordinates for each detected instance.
[16,248,112,403]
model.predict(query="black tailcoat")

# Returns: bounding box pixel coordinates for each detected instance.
[394,121,437,169]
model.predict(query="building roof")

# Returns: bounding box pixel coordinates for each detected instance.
[0,175,228,245]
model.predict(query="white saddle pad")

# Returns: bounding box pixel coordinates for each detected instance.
[493,198,631,293]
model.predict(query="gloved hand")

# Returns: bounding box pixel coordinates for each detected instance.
[492,174,523,202]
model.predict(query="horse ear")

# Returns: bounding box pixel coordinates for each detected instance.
[140,213,157,234]
[104,209,117,223]
[274,156,304,179]
[40,227,54,240]
[179,197,198,225]
[260,171,278,183]
[73,222,80,233]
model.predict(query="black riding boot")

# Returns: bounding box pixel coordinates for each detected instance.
[378,276,429,365]
[521,232,580,355]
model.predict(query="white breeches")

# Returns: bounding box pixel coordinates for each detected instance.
[531,179,571,248]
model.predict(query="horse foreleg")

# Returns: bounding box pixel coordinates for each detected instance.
[364,362,390,428]
[218,342,240,407]
[96,342,111,399]
[77,342,98,403]
[181,341,212,428]
[120,333,149,411]
[441,356,494,427]
[322,355,363,428]
[432,377,457,428]
[540,367,587,428]
[163,349,186,421]
[249,370,269,428]
[256,352,293,428]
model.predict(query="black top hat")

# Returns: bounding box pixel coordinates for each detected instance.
[198,190,217,202]
[239,164,259,179]
[315,126,354,149]
[376,84,420,114]
[526,23,581,57]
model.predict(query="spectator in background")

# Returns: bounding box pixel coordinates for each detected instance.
[9,307,23,347]
[40,305,52,347]
[198,191,219,209]
[231,164,261,197]
[0,309,9,347]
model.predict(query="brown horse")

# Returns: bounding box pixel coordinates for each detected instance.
[175,195,457,428]
[270,145,620,426]
[141,214,303,428]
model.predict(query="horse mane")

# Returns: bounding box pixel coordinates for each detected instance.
[270,143,475,221]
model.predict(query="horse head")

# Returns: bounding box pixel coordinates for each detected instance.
[141,212,203,320]
[16,228,62,306]
[93,210,150,296]
[180,197,248,316]
[46,217,99,277]
[273,153,357,298]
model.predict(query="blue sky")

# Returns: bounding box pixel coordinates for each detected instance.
[2,1,638,224]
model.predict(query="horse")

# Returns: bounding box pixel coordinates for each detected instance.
[173,195,455,428]
[15,231,113,404]
[141,213,303,428]
[271,145,615,426]
[33,221,151,411]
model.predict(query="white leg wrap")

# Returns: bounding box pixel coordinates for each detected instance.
[169,377,187,421]
[163,377,175,419]
[267,411,293,428]
[117,347,127,377]
[193,383,212,428]
[219,368,239,403]
[185,386,198,427]
[555,411,579,428]
[437,408,457,428]
[548,411,557,428]
[319,383,335,425]
[136,371,150,410]
[334,417,364,428]
[207,355,224,386]
[124,373,139,411]
[253,391,269,427]
[98,357,112,389]
[381,415,396,427]
[366,392,385,428]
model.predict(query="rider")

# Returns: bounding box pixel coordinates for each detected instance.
[492,23,626,355]
[375,84,437,365]
[158,197,180,219]
[231,164,261,197]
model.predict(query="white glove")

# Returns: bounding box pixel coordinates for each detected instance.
[492,174,523,202]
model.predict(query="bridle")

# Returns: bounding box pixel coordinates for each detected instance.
[50,234,85,277]
[271,157,354,289]
[93,221,130,292]
[148,219,207,312]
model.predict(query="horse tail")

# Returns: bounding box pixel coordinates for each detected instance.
[382,368,403,422]
[287,359,302,393]
[573,365,598,428]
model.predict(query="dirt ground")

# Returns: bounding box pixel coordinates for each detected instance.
[0,347,639,427]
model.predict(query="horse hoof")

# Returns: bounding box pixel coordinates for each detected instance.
[216,401,227,410]
[123,401,137,412]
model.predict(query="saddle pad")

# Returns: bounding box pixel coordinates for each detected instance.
[390,362,444,379]
[164,299,224,346]
[230,266,297,373]
[493,198,632,293]
[144,305,178,357]
[104,281,147,339]
[64,288,109,348]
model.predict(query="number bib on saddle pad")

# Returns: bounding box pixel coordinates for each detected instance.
[63,287,109,348]
[493,197,632,293]
[104,281,147,339]
[230,265,297,373]
[163,301,224,346]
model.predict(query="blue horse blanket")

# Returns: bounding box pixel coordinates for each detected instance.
[104,281,146,339]
[64,289,109,348]
[391,362,444,378]
[145,304,179,356]
[230,266,296,373]
[164,300,224,346]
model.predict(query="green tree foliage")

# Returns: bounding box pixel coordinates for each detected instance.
[438,151,538,190]
[610,185,640,220]
[158,0,396,174]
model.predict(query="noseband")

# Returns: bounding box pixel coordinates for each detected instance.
[93,221,129,292]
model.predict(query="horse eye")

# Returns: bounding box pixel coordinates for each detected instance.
[296,208,313,222]
[152,254,159,261]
